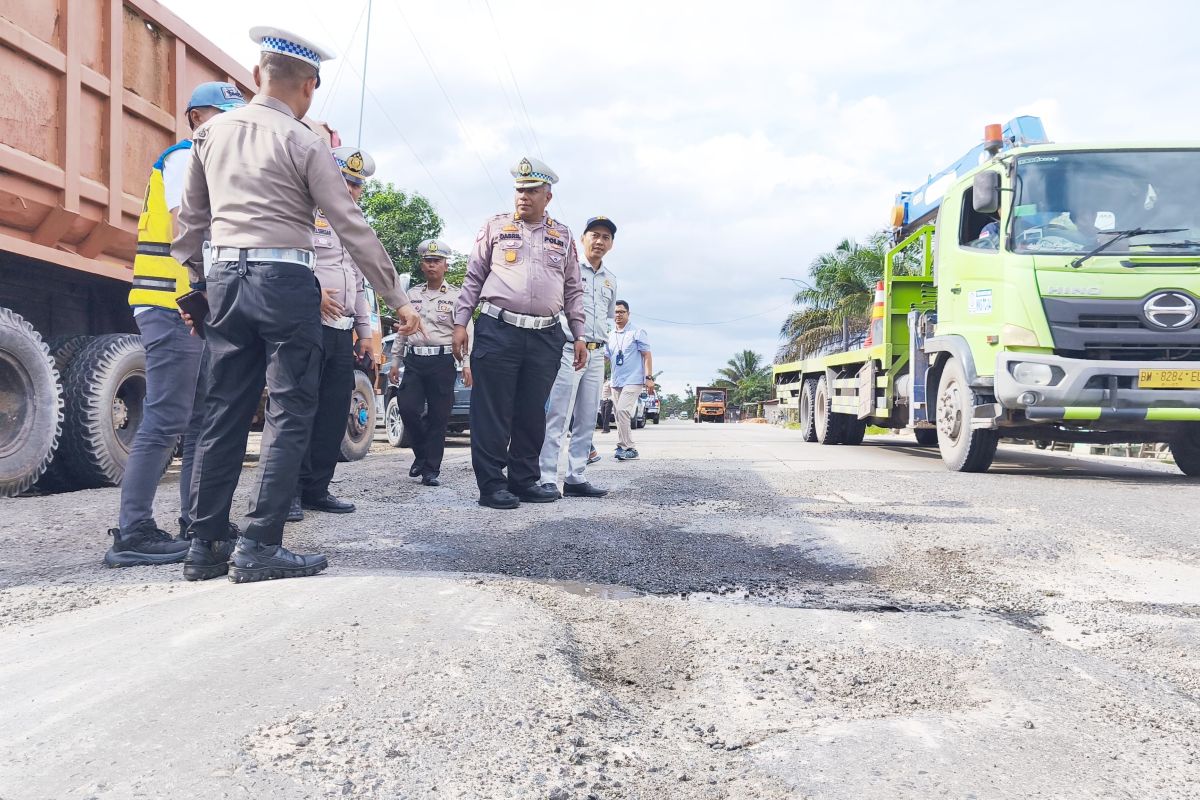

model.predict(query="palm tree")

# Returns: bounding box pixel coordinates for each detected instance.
[717,350,770,384]
[776,233,890,363]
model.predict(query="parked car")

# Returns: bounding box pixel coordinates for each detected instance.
[642,392,660,424]
[596,391,646,429]
[380,334,471,448]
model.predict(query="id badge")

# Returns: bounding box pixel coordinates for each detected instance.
[615,351,625,367]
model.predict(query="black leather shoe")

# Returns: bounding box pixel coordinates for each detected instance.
[563,481,609,498]
[104,522,190,567]
[514,483,560,503]
[286,496,304,523]
[408,460,425,478]
[478,490,520,510]
[301,494,355,514]
[182,537,235,581]
[228,538,328,583]
[421,473,440,486]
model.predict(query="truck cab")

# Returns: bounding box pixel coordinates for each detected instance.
[775,118,1200,475]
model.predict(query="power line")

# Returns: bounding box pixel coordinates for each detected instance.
[311,0,367,119]
[636,299,794,327]
[300,6,475,233]
[481,0,544,161]
[389,0,506,206]
[470,1,532,154]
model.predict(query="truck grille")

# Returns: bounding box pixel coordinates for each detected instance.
[1043,296,1200,360]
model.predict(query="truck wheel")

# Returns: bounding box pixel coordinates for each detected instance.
[60,334,146,489]
[0,308,63,496]
[339,369,376,462]
[813,375,845,445]
[385,395,405,448]
[842,417,867,445]
[798,377,818,442]
[35,335,96,491]
[934,356,998,473]
[1169,425,1200,476]
[652,415,659,425]
[913,428,939,447]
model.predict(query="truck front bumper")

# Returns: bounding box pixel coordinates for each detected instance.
[994,352,1200,422]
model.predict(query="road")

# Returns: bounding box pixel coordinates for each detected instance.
[1,421,1198,799]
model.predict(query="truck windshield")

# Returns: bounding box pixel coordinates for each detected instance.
[700,391,724,402]
[1011,150,1200,255]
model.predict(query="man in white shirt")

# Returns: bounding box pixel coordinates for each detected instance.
[606,301,654,461]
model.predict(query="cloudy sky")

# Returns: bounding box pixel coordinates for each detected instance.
[162,0,1199,397]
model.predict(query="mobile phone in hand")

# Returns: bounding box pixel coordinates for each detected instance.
[176,290,210,339]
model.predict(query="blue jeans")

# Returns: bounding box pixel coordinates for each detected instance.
[118,307,206,533]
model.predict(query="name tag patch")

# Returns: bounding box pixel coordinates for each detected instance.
[437,300,453,313]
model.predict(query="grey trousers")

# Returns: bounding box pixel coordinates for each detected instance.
[118,307,206,533]
[539,345,604,486]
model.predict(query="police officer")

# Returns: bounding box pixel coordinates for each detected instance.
[537,216,618,498]
[104,82,246,568]
[453,157,586,509]
[287,146,379,523]
[172,26,421,582]
[389,240,472,487]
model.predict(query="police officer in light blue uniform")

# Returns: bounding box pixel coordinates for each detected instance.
[538,216,618,497]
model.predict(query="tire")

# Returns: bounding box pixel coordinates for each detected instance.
[0,308,63,496]
[385,395,405,448]
[1169,424,1200,476]
[1034,439,1051,450]
[798,377,818,442]
[339,369,376,462]
[36,335,96,491]
[842,416,867,446]
[934,356,999,473]
[913,428,939,447]
[651,415,659,425]
[813,375,845,445]
[60,334,146,489]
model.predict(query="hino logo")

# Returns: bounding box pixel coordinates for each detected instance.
[1044,286,1102,296]
[1142,292,1198,330]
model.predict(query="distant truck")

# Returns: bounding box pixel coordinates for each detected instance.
[694,386,727,423]
[0,1,378,496]
[773,117,1200,475]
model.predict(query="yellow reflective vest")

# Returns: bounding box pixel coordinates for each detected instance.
[128,141,192,309]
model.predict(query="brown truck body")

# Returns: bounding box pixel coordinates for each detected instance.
[694,386,727,423]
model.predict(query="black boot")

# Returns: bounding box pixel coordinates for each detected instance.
[104,522,190,568]
[228,538,328,584]
[286,496,304,523]
[408,459,426,478]
[182,537,235,581]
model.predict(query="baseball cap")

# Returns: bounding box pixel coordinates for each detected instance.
[186,82,247,113]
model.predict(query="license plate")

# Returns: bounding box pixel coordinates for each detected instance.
[1138,368,1200,389]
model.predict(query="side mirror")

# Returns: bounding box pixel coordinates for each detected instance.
[973,171,1001,214]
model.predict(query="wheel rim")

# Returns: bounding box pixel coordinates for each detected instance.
[348,391,370,441]
[0,352,32,458]
[937,378,964,443]
[814,383,828,433]
[386,400,403,443]
[113,370,146,453]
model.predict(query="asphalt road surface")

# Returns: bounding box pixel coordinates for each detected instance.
[2,421,1198,799]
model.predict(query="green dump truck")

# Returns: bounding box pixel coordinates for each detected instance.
[774,117,1200,475]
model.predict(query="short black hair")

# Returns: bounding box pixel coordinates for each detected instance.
[259,52,318,88]
[615,300,629,311]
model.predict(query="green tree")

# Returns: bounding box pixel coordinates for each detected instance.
[776,232,890,363]
[712,350,773,407]
[358,180,444,280]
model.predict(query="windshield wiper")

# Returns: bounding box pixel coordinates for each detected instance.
[1067,227,1186,269]
[1138,240,1200,249]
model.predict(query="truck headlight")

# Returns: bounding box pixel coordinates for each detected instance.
[1010,361,1062,386]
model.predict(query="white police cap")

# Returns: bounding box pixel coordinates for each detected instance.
[249,26,336,73]
[331,146,375,184]
[511,156,558,188]
[418,239,452,260]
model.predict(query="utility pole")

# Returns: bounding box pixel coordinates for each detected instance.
[357,0,372,148]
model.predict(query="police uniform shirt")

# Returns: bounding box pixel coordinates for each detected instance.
[392,282,471,366]
[312,210,371,338]
[576,259,616,343]
[172,94,410,311]
[454,213,585,338]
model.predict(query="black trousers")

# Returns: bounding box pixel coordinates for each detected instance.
[468,313,566,495]
[396,352,456,476]
[188,259,322,546]
[600,399,614,432]
[298,325,354,500]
